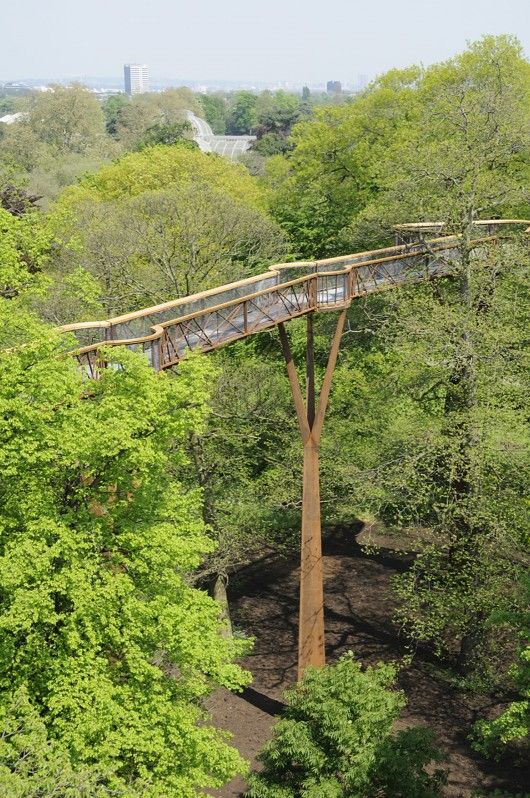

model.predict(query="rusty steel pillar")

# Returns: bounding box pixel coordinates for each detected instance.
[278,309,347,679]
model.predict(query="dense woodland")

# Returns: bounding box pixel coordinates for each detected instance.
[0,35,529,797]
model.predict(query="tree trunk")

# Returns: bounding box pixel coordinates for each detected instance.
[456,612,486,674]
[210,574,233,639]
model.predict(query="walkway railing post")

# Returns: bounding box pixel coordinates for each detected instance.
[279,308,348,679]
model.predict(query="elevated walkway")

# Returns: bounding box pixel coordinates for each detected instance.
[57,217,528,677]
[60,220,527,378]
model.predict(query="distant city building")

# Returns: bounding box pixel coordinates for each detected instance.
[326,80,342,95]
[123,64,149,95]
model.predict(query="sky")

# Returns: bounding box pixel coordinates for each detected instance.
[2,0,529,84]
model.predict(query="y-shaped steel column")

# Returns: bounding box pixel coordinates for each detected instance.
[278,309,347,679]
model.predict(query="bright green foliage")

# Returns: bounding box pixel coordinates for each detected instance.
[348,35,530,247]
[0,207,52,298]
[0,687,112,797]
[0,308,251,796]
[47,141,284,321]
[58,142,266,208]
[269,35,529,258]
[245,654,446,798]
[473,576,530,756]
[50,179,286,319]
[266,65,421,256]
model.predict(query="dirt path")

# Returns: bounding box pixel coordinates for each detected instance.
[206,526,529,797]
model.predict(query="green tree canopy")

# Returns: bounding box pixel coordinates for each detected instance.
[266,65,421,256]
[58,142,267,208]
[136,121,195,150]
[0,302,252,796]
[114,88,200,151]
[50,181,288,317]
[268,35,529,258]
[102,93,130,137]
[199,94,228,135]
[27,84,106,155]
[246,654,446,798]
[0,207,51,299]
[226,91,258,135]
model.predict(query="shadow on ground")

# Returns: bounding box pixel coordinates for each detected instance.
[206,524,529,798]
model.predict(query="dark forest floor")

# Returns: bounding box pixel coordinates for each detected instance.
[206,524,529,797]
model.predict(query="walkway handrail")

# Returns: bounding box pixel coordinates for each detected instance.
[57,221,528,378]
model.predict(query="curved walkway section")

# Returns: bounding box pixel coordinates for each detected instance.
[59,221,527,379]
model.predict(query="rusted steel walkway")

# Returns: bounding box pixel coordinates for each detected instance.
[62,237,458,376]
[58,219,528,678]
[60,220,527,378]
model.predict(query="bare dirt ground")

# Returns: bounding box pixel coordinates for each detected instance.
[206,525,529,797]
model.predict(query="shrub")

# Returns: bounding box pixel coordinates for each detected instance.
[245,653,446,798]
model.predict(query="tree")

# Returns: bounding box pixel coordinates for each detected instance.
[0,687,110,797]
[246,654,446,797]
[46,143,285,328]
[227,92,257,135]
[0,121,48,172]
[0,106,119,207]
[0,95,15,115]
[113,96,157,151]
[50,164,287,318]
[101,93,129,137]
[262,36,530,685]
[347,36,529,247]
[114,88,200,151]
[357,238,530,679]
[58,142,267,208]
[341,36,530,677]
[136,121,195,149]
[473,575,530,757]
[266,65,421,257]
[0,206,51,298]
[200,94,228,134]
[252,91,304,155]
[181,347,301,589]
[27,84,106,154]
[0,301,252,796]
[256,91,301,136]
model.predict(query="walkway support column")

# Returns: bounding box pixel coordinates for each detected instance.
[278,308,347,679]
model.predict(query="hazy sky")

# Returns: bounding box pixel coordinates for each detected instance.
[2,0,529,83]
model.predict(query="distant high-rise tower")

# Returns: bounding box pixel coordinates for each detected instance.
[124,64,149,95]
[326,80,342,95]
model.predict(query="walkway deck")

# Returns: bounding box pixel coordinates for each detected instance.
[58,221,526,379]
